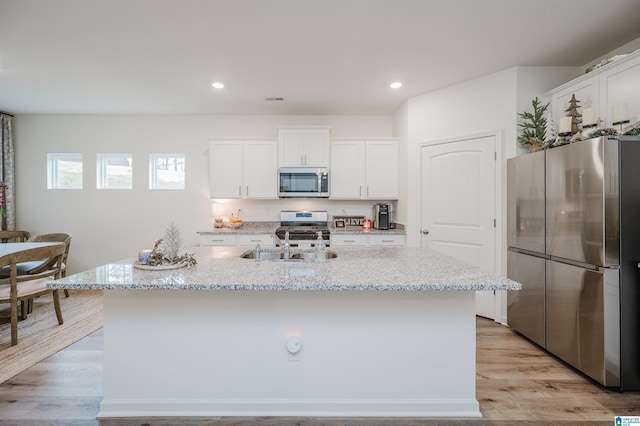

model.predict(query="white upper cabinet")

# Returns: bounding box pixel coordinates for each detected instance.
[330,139,399,200]
[278,127,331,167]
[209,140,278,199]
[365,140,399,199]
[544,50,640,129]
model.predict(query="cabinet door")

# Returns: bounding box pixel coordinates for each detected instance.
[330,234,368,246]
[330,140,365,199]
[244,140,278,199]
[278,130,305,167]
[365,141,399,199]
[303,129,330,166]
[209,141,243,198]
[200,234,237,246]
[237,234,275,247]
[368,235,406,246]
[551,76,598,128]
[600,55,640,127]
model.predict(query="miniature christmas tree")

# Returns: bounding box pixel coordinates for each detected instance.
[518,97,549,151]
[162,222,184,262]
[565,94,582,136]
[544,111,557,145]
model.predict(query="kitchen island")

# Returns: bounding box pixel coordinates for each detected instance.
[48,246,520,420]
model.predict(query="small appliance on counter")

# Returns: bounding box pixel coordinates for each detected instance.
[373,203,390,230]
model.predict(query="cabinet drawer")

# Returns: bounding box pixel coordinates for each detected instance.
[237,234,275,246]
[200,235,237,246]
[368,235,406,246]
[331,234,368,246]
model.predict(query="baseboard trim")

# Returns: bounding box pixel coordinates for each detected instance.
[97,398,481,418]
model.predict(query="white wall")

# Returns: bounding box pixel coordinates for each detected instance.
[14,114,393,272]
[402,66,579,323]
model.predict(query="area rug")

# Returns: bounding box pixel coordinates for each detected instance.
[0,289,103,383]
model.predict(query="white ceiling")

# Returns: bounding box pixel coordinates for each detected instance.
[2,0,640,115]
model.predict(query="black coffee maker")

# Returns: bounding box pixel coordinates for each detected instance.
[373,203,390,230]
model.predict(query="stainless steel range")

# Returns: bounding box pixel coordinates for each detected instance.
[275,211,330,247]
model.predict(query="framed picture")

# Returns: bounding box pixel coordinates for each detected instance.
[334,219,346,228]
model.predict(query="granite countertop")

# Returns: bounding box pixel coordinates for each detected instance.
[48,246,520,292]
[197,222,407,235]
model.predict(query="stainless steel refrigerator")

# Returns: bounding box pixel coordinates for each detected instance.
[507,136,640,391]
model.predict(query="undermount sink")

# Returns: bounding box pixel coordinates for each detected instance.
[290,250,338,261]
[240,248,337,262]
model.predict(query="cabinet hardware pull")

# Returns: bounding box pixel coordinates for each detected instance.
[238,185,241,196]
[345,240,355,243]
[381,240,393,243]
[367,186,369,196]
[246,186,249,197]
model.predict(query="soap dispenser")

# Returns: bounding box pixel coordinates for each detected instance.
[315,231,326,262]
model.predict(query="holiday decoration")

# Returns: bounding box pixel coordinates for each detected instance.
[565,94,582,136]
[142,222,197,267]
[544,111,557,146]
[518,97,549,152]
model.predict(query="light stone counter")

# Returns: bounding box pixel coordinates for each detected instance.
[48,246,519,292]
[196,222,407,236]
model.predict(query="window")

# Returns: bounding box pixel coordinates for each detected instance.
[47,153,83,189]
[149,154,185,189]
[97,154,133,189]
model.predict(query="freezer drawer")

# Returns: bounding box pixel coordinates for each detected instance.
[507,150,545,253]
[546,260,620,387]
[507,251,545,347]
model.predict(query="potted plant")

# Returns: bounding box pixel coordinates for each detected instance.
[518,97,549,153]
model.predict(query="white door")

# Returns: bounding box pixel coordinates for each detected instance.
[420,135,496,319]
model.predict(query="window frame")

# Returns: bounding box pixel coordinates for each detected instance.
[96,153,133,190]
[47,153,83,189]
[149,153,185,190]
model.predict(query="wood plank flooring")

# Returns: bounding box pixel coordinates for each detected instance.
[1,317,639,425]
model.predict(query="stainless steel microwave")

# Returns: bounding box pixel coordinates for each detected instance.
[278,167,329,198]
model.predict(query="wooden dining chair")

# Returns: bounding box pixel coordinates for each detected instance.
[27,233,72,297]
[0,230,31,243]
[0,244,66,346]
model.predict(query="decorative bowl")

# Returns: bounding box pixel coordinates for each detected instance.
[228,221,243,229]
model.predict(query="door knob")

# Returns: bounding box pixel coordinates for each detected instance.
[422,229,429,235]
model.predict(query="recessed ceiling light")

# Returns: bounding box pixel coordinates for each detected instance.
[390,82,403,89]
[211,82,224,89]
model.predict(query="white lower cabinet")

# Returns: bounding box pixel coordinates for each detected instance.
[236,234,275,247]
[201,234,275,247]
[368,235,407,246]
[200,234,237,246]
[331,234,368,247]
[331,234,406,247]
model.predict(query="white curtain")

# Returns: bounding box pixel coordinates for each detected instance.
[0,113,16,230]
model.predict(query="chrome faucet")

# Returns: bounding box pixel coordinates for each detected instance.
[255,243,262,260]
[274,231,292,259]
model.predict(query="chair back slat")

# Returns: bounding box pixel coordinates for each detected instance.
[0,230,31,243]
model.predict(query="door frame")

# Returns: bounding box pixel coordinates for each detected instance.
[418,129,506,323]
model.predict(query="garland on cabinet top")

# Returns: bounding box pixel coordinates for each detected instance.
[518,96,640,153]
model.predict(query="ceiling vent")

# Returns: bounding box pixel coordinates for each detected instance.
[265,97,285,101]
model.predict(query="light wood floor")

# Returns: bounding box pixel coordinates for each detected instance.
[0,317,638,425]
